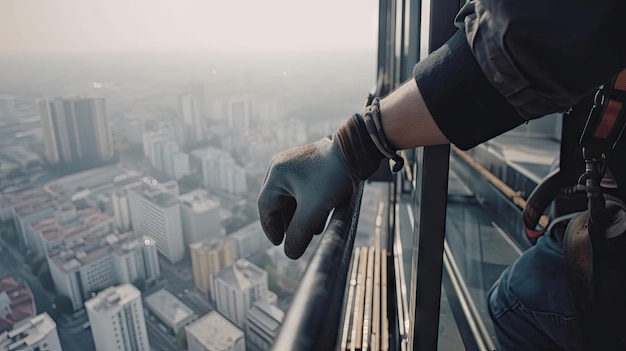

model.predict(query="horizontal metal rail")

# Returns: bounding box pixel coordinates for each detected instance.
[272,183,364,351]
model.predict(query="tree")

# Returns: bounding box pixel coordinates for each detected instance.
[37,262,54,291]
[55,295,74,315]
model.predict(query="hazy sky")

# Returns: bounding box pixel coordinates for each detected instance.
[0,0,379,54]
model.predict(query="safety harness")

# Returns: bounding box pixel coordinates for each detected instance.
[522,69,626,348]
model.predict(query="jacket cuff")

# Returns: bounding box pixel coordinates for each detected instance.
[413,29,526,150]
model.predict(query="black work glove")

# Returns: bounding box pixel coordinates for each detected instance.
[258,109,390,259]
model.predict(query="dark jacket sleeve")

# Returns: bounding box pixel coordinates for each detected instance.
[414,0,626,150]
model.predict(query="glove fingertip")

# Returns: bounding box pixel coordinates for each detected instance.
[259,213,286,246]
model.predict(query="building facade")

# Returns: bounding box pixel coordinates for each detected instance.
[189,238,236,295]
[85,284,150,351]
[127,178,184,263]
[211,259,268,328]
[230,221,272,259]
[245,300,284,351]
[179,189,222,246]
[39,97,114,165]
[48,232,160,311]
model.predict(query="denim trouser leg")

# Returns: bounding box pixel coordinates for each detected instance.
[488,234,580,350]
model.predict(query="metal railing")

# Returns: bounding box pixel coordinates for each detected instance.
[272,183,364,351]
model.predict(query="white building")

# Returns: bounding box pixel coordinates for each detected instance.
[190,146,247,195]
[85,284,150,351]
[0,313,61,351]
[245,300,284,351]
[185,311,245,351]
[48,232,160,311]
[230,221,272,259]
[211,259,268,328]
[143,133,189,180]
[180,189,222,246]
[169,151,190,180]
[127,178,184,263]
[145,289,196,334]
[111,189,131,232]
[113,234,160,285]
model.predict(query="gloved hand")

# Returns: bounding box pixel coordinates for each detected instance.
[258,100,399,259]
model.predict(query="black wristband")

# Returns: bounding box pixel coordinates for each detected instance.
[335,114,385,180]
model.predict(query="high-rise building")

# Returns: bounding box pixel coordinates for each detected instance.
[190,146,247,195]
[185,311,245,351]
[85,284,150,351]
[111,189,131,232]
[180,189,222,246]
[0,313,62,351]
[228,97,251,136]
[179,93,204,144]
[127,178,184,263]
[39,97,114,166]
[245,300,284,351]
[211,259,268,328]
[189,238,236,295]
[145,289,196,334]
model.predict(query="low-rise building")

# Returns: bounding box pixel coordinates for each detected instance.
[185,311,245,351]
[145,289,196,334]
[245,300,284,351]
[48,232,159,311]
[0,278,35,333]
[0,313,61,351]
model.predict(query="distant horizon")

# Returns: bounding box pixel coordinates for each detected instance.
[0,0,378,55]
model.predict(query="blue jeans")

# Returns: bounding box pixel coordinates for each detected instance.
[488,234,581,350]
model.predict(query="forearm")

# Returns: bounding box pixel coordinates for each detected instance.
[380,80,449,150]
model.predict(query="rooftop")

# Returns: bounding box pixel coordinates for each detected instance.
[215,259,266,291]
[127,178,179,208]
[246,300,284,335]
[0,313,56,351]
[189,237,233,254]
[230,220,265,240]
[179,189,220,213]
[145,289,195,327]
[33,207,112,243]
[185,311,243,351]
[85,284,140,313]
[49,232,145,273]
[0,278,35,333]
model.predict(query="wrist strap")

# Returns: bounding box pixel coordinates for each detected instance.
[335,99,405,180]
[362,98,405,173]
